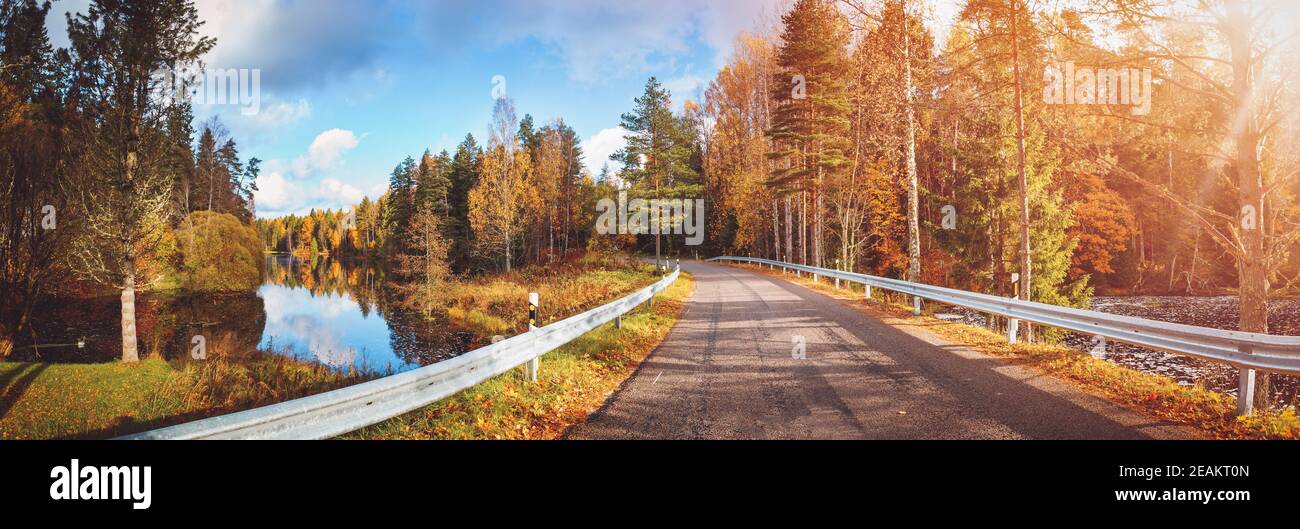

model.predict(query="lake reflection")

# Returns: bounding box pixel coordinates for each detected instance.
[257,255,475,373]
[15,255,476,373]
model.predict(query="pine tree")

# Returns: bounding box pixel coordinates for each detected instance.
[384,156,417,257]
[767,0,852,269]
[613,76,699,267]
[413,149,451,219]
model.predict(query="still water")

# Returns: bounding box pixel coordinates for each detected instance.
[16,255,477,373]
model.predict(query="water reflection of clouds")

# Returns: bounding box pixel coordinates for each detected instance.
[257,283,415,373]
[285,314,356,368]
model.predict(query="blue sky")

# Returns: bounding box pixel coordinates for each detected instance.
[44,0,789,218]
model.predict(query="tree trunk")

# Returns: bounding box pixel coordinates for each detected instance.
[785,195,793,262]
[655,176,662,269]
[903,3,921,285]
[1011,0,1033,340]
[814,182,823,268]
[772,199,780,260]
[1228,2,1270,409]
[121,271,139,363]
[799,191,807,264]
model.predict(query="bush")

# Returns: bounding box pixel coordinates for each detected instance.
[171,211,264,291]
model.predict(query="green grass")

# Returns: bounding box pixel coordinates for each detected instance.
[0,351,364,439]
[731,263,1300,440]
[344,272,695,440]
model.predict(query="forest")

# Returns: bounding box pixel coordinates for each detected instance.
[1,0,263,364]
[5,0,1300,415]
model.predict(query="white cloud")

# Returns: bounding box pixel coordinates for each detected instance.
[254,170,288,211]
[254,170,371,217]
[253,130,371,217]
[292,129,360,178]
[321,178,366,205]
[664,73,707,106]
[246,97,312,129]
[581,127,628,177]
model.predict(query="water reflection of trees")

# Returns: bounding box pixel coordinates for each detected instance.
[267,255,479,368]
[19,291,267,363]
[266,255,387,318]
[156,293,267,361]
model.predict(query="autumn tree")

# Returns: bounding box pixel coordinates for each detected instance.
[470,144,533,272]
[1074,0,1300,410]
[0,0,73,357]
[838,1,935,276]
[702,33,784,259]
[933,0,1088,328]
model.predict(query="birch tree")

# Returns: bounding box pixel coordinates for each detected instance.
[65,0,213,362]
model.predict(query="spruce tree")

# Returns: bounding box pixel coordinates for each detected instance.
[767,0,852,268]
[448,133,480,272]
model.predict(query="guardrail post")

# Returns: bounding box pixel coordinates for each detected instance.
[1237,346,1255,416]
[864,284,872,299]
[1007,316,1019,344]
[526,292,539,382]
[913,296,922,316]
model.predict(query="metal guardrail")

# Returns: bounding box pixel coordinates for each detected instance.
[120,267,681,439]
[710,256,1300,416]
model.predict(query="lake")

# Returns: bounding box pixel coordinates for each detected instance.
[11,255,479,374]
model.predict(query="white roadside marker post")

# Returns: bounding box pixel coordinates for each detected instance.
[527,292,539,382]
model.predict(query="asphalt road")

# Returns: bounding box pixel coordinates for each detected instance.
[566,260,1199,440]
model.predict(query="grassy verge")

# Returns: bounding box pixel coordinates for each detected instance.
[0,350,365,440]
[443,253,665,337]
[344,272,694,440]
[729,263,1300,440]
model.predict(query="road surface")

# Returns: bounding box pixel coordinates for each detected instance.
[567,260,1198,440]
